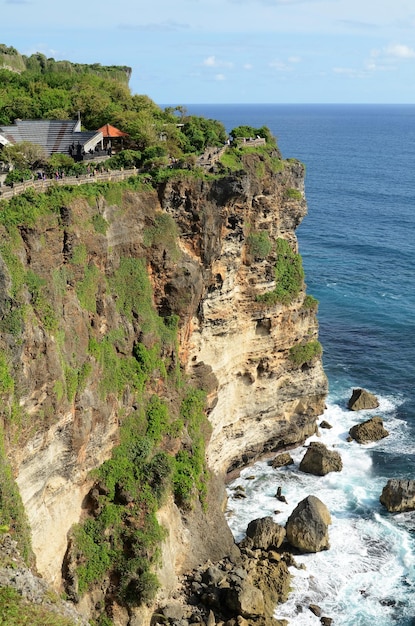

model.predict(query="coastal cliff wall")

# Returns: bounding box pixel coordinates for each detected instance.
[160,155,327,475]
[0,150,327,622]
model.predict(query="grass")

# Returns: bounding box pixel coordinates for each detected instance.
[0,587,76,626]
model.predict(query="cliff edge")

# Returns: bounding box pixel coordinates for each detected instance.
[0,147,327,624]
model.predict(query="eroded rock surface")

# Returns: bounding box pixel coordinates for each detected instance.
[285,495,331,553]
[348,388,379,411]
[349,416,389,444]
[299,442,343,476]
[243,516,286,550]
[380,479,415,512]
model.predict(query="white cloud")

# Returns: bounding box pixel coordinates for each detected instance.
[203,55,233,68]
[203,55,217,67]
[385,43,415,58]
[243,63,253,70]
[363,42,415,72]
[215,73,226,81]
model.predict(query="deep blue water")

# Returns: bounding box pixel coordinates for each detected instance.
[184,104,415,625]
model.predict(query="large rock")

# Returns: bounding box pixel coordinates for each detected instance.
[299,442,343,476]
[223,580,265,617]
[348,388,379,411]
[349,416,389,444]
[285,495,331,553]
[245,516,286,550]
[380,479,415,512]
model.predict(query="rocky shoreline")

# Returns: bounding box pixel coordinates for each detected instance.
[151,387,415,626]
[153,509,332,626]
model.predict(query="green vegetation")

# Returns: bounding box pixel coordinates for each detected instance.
[72,385,209,604]
[218,143,283,177]
[246,230,272,259]
[302,294,319,310]
[218,148,244,172]
[257,238,304,305]
[172,388,209,508]
[230,125,275,145]
[0,428,32,563]
[288,340,322,366]
[0,49,226,162]
[284,188,303,200]
[91,214,109,235]
[75,264,100,313]
[0,587,76,626]
[180,116,227,152]
[143,212,179,259]
[26,269,58,331]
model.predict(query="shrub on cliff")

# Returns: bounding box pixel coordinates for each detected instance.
[256,238,304,305]
[289,340,322,367]
[246,230,272,259]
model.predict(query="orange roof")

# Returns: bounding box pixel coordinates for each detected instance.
[98,123,128,138]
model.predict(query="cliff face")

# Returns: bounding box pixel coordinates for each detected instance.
[0,151,327,618]
[160,156,327,474]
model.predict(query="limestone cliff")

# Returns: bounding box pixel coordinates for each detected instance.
[0,148,327,623]
[160,155,327,474]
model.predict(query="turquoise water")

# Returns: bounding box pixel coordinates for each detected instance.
[185,104,415,625]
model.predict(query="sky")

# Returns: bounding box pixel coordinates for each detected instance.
[3,0,415,105]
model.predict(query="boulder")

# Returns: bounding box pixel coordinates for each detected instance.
[319,420,332,430]
[299,442,343,476]
[349,416,389,444]
[271,453,294,469]
[380,479,415,512]
[348,388,379,411]
[224,580,265,617]
[285,495,331,553]
[245,517,286,550]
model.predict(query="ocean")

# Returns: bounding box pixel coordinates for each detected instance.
[185,104,415,625]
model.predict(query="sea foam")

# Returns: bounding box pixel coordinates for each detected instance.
[226,395,415,625]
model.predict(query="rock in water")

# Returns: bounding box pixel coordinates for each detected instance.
[286,495,331,553]
[271,452,294,468]
[380,479,415,512]
[245,516,286,550]
[348,388,379,411]
[349,416,389,443]
[299,442,343,476]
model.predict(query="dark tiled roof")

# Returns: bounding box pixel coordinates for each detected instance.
[0,119,102,156]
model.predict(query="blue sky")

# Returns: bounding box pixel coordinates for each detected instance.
[3,0,415,105]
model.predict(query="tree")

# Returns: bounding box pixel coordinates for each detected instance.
[1,141,47,169]
[230,125,275,144]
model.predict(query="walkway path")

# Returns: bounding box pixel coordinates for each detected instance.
[0,168,139,201]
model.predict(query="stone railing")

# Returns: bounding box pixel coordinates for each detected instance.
[235,137,266,147]
[197,145,227,168]
[0,168,139,201]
